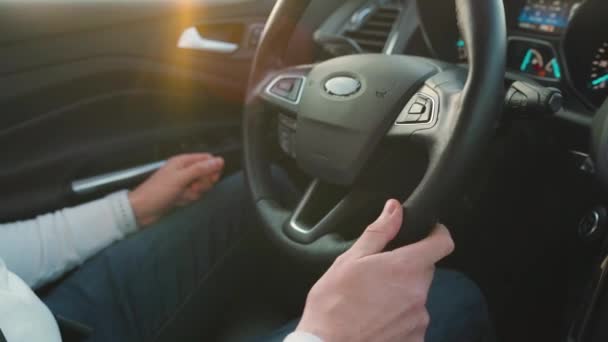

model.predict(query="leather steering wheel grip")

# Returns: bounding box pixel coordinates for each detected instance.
[400,0,507,244]
[592,99,608,188]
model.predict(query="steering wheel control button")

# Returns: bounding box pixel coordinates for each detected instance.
[278,114,297,158]
[396,93,434,124]
[268,76,305,104]
[279,114,297,130]
[324,76,361,97]
[403,114,421,123]
[409,103,426,114]
[277,79,294,92]
[418,109,431,123]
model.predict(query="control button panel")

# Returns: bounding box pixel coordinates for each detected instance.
[278,114,297,158]
[409,103,426,114]
[396,94,434,124]
[268,76,304,103]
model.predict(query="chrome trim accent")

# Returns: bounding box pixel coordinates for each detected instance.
[569,150,595,174]
[384,28,400,55]
[264,75,307,105]
[579,210,601,239]
[381,5,403,55]
[570,150,590,159]
[177,27,239,54]
[349,4,375,28]
[72,161,166,195]
[287,179,320,235]
[384,6,403,55]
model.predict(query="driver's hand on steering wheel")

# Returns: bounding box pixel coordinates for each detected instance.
[128,153,224,227]
[296,199,454,342]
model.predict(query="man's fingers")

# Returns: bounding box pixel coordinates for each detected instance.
[169,153,213,168]
[347,199,403,259]
[188,181,205,194]
[210,172,221,183]
[180,189,202,203]
[179,157,224,186]
[392,224,454,265]
[189,178,213,193]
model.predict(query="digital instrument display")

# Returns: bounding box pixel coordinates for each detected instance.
[586,41,608,105]
[508,40,562,80]
[518,0,582,34]
[589,42,608,90]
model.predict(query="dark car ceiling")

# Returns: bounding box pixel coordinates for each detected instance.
[0,0,274,44]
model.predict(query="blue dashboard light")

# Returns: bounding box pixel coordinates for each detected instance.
[592,74,608,86]
[552,59,562,79]
[520,49,534,72]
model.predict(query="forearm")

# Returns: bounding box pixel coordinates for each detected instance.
[0,191,137,289]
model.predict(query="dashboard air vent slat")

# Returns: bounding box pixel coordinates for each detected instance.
[364,22,394,30]
[343,6,400,53]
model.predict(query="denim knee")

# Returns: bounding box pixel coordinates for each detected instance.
[426,269,494,342]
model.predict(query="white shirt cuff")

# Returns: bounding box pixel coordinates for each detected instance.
[105,190,138,235]
[283,331,324,342]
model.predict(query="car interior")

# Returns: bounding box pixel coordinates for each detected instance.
[2,0,608,341]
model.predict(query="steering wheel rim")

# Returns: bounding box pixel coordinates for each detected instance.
[243,0,506,263]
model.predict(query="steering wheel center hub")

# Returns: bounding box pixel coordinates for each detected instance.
[324,76,362,97]
[296,54,438,185]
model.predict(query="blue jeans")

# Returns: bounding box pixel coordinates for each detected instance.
[43,171,493,341]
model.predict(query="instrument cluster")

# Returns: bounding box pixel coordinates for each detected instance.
[416,0,608,110]
[562,0,608,108]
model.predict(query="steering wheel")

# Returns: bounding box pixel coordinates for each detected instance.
[243,0,506,263]
[593,99,608,187]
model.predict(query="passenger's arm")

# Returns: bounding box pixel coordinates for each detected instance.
[0,153,224,289]
[0,259,62,342]
[0,191,138,289]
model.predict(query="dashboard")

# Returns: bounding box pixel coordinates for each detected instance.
[417,0,608,111]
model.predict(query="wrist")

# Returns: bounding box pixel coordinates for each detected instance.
[295,314,335,342]
[127,190,156,228]
[105,190,139,235]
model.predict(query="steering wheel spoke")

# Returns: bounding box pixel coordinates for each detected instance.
[285,179,376,244]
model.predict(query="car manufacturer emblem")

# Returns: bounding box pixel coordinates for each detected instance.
[324,76,361,97]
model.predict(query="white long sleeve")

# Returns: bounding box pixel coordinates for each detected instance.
[0,191,137,289]
[284,331,323,342]
[0,258,61,342]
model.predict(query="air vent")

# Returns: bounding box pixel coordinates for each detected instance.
[343,6,400,53]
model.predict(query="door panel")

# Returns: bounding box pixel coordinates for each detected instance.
[0,0,275,220]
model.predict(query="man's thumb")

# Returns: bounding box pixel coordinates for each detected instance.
[347,199,403,259]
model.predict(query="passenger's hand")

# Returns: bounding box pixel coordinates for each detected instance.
[128,153,224,227]
[296,199,454,342]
